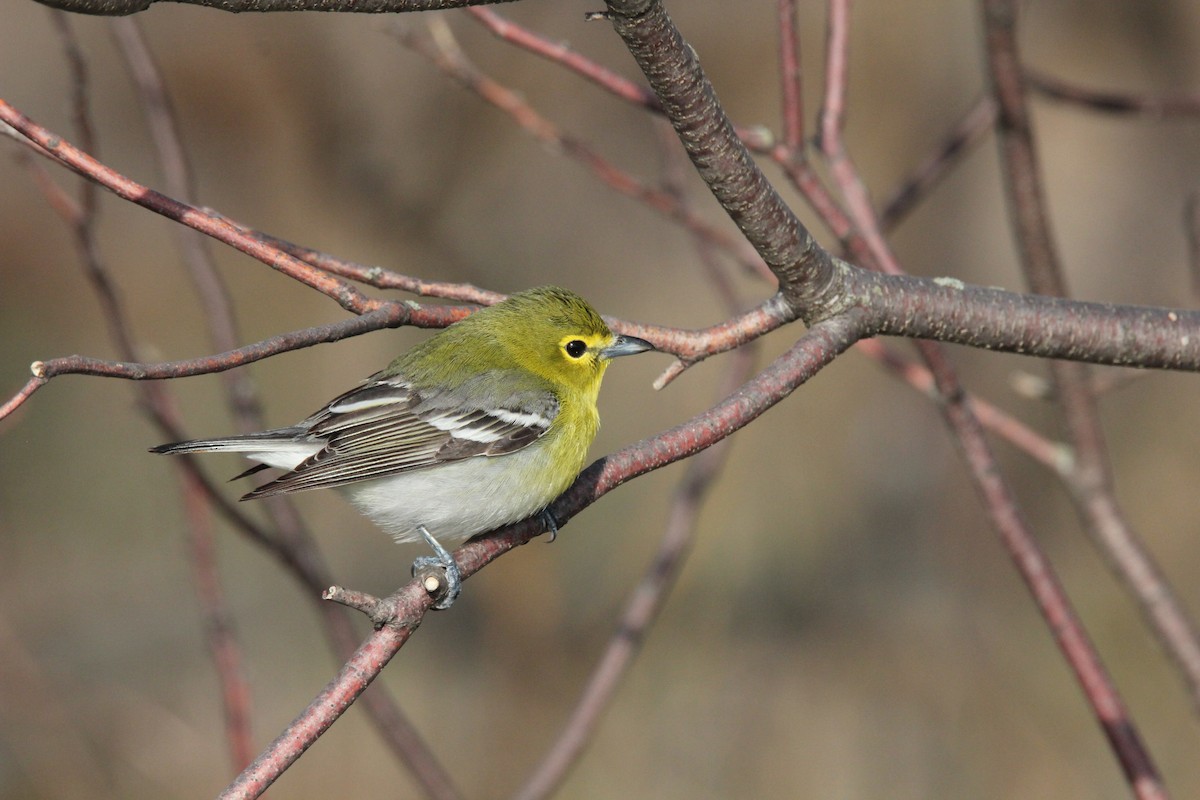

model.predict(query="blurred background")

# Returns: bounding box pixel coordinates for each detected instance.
[3,1,1200,798]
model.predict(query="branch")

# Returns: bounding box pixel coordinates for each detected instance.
[515,345,755,800]
[393,18,771,283]
[39,10,256,769]
[104,20,462,793]
[111,15,265,432]
[855,268,1200,370]
[36,0,517,15]
[221,313,865,799]
[934,351,1167,800]
[983,0,1200,715]
[0,98,380,314]
[603,0,832,309]
[1028,69,1200,118]
[218,595,424,800]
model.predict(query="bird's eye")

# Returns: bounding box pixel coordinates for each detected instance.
[564,339,588,359]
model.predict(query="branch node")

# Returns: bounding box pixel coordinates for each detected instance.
[412,563,452,609]
[30,360,46,378]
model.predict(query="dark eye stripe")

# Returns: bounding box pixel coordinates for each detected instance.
[565,339,587,359]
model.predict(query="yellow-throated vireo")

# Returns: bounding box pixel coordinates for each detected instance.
[152,286,655,608]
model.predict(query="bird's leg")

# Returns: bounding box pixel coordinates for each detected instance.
[411,525,461,610]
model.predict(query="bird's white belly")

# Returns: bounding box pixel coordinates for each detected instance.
[341,444,570,544]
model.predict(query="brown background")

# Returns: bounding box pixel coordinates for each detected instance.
[3,2,1200,798]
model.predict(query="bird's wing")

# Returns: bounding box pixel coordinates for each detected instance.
[242,373,559,498]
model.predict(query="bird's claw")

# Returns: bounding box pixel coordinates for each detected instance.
[413,526,461,610]
[539,508,560,543]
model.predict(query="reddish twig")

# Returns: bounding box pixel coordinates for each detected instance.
[0,376,44,421]
[23,309,413,381]
[983,0,1200,727]
[467,6,659,110]
[1027,70,1200,118]
[817,0,905,277]
[107,19,462,792]
[0,304,462,425]
[777,0,805,151]
[226,226,507,304]
[221,312,864,799]
[180,465,257,769]
[464,7,777,153]
[516,344,755,800]
[110,16,265,431]
[0,98,380,315]
[217,594,425,800]
[48,10,97,216]
[879,95,998,230]
[39,12,258,770]
[393,18,771,283]
[933,351,1166,800]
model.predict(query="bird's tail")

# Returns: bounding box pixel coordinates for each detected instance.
[150,427,316,473]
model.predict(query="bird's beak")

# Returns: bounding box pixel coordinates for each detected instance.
[601,334,655,360]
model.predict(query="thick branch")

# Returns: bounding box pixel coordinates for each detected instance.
[855,267,1200,370]
[603,0,833,310]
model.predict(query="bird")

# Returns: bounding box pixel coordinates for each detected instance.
[152,286,655,608]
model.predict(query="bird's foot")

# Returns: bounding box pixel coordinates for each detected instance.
[412,526,461,610]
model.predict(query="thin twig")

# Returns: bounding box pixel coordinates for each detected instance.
[87,16,264,769]
[0,98,381,315]
[777,0,805,151]
[515,134,757,799]
[879,95,998,230]
[222,313,864,800]
[217,599,423,800]
[1027,70,1200,118]
[394,17,771,283]
[932,343,1166,800]
[515,347,755,800]
[983,0,1200,725]
[813,2,1170,793]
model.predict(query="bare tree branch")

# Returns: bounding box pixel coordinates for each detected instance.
[604,0,832,308]
[8,3,1200,797]
[983,0,1200,716]
[219,312,862,799]
[36,0,518,16]
[1028,69,1200,118]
